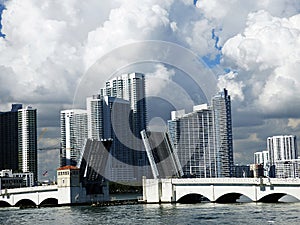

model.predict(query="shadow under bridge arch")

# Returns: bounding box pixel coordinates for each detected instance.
[15,199,36,208]
[258,193,287,203]
[215,192,252,203]
[39,198,58,207]
[177,193,210,203]
[0,200,11,207]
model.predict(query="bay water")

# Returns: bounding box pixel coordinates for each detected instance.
[0,202,299,225]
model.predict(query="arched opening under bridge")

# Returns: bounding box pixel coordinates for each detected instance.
[215,193,244,203]
[15,199,36,208]
[258,193,287,203]
[278,194,300,203]
[177,193,210,204]
[0,201,11,207]
[39,198,58,207]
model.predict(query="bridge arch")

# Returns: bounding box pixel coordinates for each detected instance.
[278,194,300,202]
[39,198,58,207]
[176,190,212,203]
[177,193,210,203]
[258,193,287,203]
[214,192,252,203]
[15,199,37,208]
[0,200,11,207]
[215,192,242,203]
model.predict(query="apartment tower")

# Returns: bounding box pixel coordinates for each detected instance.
[60,109,88,167]
[168,89,234,178]
[18,106,37,182]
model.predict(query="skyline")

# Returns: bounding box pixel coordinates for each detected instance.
[0,0,300,179]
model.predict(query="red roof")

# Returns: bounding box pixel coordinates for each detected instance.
[57,165,79,171]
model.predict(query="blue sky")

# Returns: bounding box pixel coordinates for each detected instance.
[0,3,5,37]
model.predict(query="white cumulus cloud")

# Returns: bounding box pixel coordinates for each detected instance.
[222,10,300,116]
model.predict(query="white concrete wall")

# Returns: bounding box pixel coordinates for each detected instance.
[144,179,160,203]
[160,179,173,202]
[0,186,58,206]
[0,184,109,206]
[142,178,300,203]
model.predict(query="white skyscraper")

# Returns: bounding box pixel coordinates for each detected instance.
[267,135,298,164]
[100,73,147,141]
[18,106,37,182]
[86,95,136,181]
[168,89,234,178]
[254,150,269,177]
[99,73,148,180]
[86,94,107,140]
[254,150,269,166]
[266,135,298,178]
[60,109,88,166]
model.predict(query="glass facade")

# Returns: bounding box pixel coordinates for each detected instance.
[212,88,234,177]
[0,104,22,171]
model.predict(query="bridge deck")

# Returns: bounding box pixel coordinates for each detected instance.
[168,178,300,185]
[0,185,58,195]
[143,177,300,203]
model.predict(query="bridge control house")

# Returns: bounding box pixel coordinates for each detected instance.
[0,139,111,207]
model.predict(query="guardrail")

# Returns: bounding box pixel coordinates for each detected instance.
[0,185,58,195]
[160,177,300,185]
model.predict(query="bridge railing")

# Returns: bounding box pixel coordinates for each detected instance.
[0,185,58,195]
[161,177,300,185]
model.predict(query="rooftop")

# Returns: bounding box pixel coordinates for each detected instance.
[57,165,79,171]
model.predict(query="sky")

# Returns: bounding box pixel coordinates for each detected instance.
[0,0,300,180]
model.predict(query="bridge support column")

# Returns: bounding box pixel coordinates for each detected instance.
[254,185,258,202]
[160,179,173,203]
[143,178,161,203]
[211,185,215,202]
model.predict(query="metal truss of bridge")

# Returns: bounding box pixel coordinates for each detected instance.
[142,177,300,203]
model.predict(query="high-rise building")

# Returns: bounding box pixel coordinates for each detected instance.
[60,109,88,167]
[86,95,136,181]
[254,150,269,177]
[87,73,148,180]
[266,135,298,178]
[267,135,298,164]
[168,104,217,178]
[254,150,270,177]
[100,72,147,146]
[18,106,37,182]
[254,150,269,166]
[99,73,147,136]
[167,89,234,178]
[0,104,22,171]
[212,88,234,177]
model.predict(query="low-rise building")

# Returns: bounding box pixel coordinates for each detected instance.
[0,169,34,190]
[233,165,251,178]
[249,164,264,178]
[274,159,300,178]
